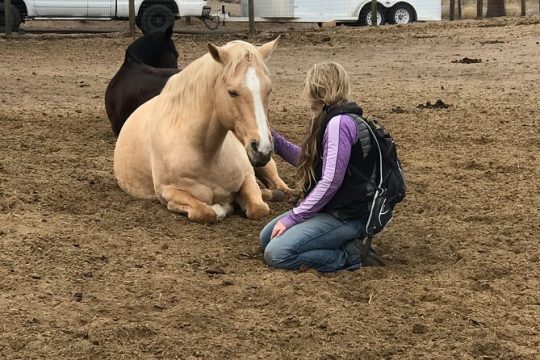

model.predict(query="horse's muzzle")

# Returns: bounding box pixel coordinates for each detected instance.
[247,149,272,168]
[247,139,272,167]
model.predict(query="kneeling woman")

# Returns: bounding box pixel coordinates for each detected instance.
[260,62,377,272]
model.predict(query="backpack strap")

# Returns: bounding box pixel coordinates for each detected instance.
[348,114,372,159]
[356,117,386,265]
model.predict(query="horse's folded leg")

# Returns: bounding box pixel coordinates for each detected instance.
[161,186,218,224]
[187,206,218,224]
[167,202,189,214]
[261,189,286,202]
[237,175,270,220]
[254,159,293,194]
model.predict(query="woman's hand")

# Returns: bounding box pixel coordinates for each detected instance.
[271,221,288,239]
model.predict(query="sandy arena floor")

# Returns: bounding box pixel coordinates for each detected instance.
[1,16,539,359]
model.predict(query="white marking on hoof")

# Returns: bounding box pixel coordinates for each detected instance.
[211,203,234,222]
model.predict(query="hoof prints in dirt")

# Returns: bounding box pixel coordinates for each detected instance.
[452,57,483,64]
[417,99,451,109]
[391,106,407,114]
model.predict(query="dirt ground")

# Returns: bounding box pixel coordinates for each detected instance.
[1,16,539,360]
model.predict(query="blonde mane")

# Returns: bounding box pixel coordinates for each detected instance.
[153,41,269,125]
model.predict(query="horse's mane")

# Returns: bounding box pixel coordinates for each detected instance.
[153,41,269,125]
[125,34,154,64]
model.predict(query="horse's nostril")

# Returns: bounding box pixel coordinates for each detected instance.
[250,140,259,152]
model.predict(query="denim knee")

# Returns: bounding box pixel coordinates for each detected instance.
[263,243,293,268]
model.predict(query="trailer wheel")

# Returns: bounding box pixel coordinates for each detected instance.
[138,4,175,34]
[389,3,415,24]
[358,5,385,26]
[0,5,22,32]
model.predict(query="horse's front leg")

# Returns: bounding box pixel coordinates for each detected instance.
[254,158,293,193]
[160,185,233,223]
[236,174,271,220]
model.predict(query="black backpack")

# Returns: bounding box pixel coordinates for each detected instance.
[356,116,406,263]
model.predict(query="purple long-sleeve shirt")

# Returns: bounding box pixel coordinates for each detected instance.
[272,115,359,229]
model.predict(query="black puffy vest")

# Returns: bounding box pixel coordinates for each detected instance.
[303,102,377,219]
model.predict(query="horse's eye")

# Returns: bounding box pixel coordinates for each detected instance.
[228,90,239,97]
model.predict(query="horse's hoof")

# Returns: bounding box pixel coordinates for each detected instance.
[246,203,270,220]
[188,207,219,224]
[270,189,286,202]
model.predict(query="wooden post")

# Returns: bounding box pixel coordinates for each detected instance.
[486,0,506,17]
[222,5,226,26]
[248,0,255,37]
[371,0,377,26]
[4,0,12,35]
[457,0,462,19]
[128,0,135,36]
[477,0,484,18]
[450,0,455,20]
[520,0,526,16]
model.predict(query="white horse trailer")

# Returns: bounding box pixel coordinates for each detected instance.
[233,0,441,26]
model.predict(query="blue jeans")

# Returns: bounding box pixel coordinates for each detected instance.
[260,211,367,272]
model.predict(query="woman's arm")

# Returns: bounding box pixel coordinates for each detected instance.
[279,115,358,229]
[271,129,301,167]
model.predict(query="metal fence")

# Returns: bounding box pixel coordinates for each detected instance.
[2,0,540,36]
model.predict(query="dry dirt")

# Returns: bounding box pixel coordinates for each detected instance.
[1,16,539,360]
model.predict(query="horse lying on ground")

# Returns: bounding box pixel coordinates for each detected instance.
[105,26,180,136]
[106,29,291,195]
[114,38,285,223]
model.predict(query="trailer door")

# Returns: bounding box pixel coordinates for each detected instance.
[294,0,350,20]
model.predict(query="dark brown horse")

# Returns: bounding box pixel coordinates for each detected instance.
[105,26,180,136]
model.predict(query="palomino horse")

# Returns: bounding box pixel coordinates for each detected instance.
[114,38,285,223]
[105,25,180,136]
[106,28,290,194]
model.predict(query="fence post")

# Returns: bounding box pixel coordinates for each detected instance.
[128,0,135,36]
[370,0,377,26]
[477,0,483,18]
[450,0,455,20]
[4,0,12,35]
[248,0,255,37]
[520,0,526,16]
[457,0,462,19]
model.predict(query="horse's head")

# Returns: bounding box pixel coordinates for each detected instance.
[126,25,179,68]
[208,38,279,168]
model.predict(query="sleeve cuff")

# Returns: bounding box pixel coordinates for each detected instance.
[280,213,299,229]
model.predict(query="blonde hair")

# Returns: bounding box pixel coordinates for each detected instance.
[298,62,350,189]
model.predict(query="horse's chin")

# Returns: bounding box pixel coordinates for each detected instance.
[248,151,272,168]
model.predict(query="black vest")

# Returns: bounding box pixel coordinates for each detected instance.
[303,102,377,219]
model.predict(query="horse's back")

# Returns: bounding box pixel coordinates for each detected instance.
[113,99,156,199]
[106,61,179,136]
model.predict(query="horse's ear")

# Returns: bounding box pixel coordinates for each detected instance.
[258,35,280,60]
[164,25,173,39]
[208,43,229,65]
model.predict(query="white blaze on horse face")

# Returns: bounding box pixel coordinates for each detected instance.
[245,67,272,154]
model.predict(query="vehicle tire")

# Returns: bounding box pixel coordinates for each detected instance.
[138,4,175,35]
[0,5,22,32]
[388,3,415,25]
[358,5,385,26]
